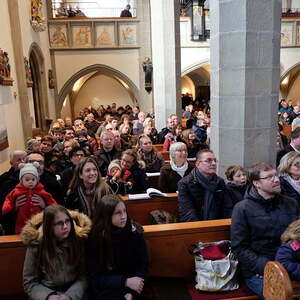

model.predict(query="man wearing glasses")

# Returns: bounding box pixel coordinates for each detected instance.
[231,163,299,298]
[178,149,232,222]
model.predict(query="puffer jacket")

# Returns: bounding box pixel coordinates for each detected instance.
[21,210,91,300]
[231,186,299,278]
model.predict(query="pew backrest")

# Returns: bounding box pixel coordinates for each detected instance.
[143,219,231,278]
[122,193,178,225]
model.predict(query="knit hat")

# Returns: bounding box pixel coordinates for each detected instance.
[26,138,37,149]
[19,162,40,181]
[108,160,121,175]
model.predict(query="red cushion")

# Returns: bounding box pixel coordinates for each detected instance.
[187,282,256,300]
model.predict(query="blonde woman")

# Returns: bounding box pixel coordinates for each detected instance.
[278,151,300,205]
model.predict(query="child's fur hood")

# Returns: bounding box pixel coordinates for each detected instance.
[20,210,91,246]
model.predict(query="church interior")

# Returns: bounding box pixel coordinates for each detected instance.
[2,0,300,299]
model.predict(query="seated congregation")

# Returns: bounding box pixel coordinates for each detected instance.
[1,103,300,299]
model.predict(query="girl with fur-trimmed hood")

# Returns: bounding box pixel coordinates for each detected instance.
[21,205,91,300]
[276,219,300,281]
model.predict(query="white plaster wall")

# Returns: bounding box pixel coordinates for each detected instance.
[180,17,210,74]
[73,74,133,116]
[54,49,140,93]
[18,0,55,120]
[280,48,300,76]
[0,0,24,173]
[291,0,300,8]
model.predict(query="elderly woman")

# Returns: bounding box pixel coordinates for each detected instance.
[159,142,193,193]
[137,135,164,173]
[278,151,300,205]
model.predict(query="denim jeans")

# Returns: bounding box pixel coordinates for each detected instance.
[244,275,264,300]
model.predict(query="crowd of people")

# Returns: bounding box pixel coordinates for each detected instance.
[1,101,300,299]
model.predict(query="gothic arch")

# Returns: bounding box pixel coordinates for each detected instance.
[181,60,211,77]
[28,43,49,133]
[280,62,300,81]
[57,64,140,113]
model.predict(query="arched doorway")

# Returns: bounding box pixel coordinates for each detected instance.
[181,62,211,108]
[58,64,140,118]
[28,43,49,134]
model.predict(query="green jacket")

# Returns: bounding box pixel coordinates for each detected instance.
[21,210,91,300]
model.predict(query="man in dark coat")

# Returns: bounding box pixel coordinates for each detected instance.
[157,117,176,144]
[277,127,300,166]
[178,149,232,222]
[231,162,299,298]
[94,130,121,177]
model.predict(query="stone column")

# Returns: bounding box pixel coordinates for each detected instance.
[150,0,181,130]
[210,0,282,174]
[7,0,32,143]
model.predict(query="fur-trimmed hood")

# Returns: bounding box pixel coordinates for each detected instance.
[21,210,92,246]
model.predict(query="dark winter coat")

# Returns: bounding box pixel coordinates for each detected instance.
[276,242,300,281]
[126,165,149,194]
[178,168,233,222]
[231,186,299,278]
[87,220,149,300]
[279,176,300,206]
[94,147,122,177]
[277,144,295,166]
[226,182,247,206]
[159,163,194,193]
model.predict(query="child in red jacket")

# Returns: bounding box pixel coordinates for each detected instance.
[2,162,57,233]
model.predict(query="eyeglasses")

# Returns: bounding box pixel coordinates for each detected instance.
[259,174,279,181]
[54,218,71,228]
[292,162,300,168]
[199,158,218,164]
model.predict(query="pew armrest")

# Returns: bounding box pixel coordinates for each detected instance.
[263,261,293,300]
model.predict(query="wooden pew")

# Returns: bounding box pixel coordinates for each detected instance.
[263,261,300,300]
[153,144,164,152]
[146,172,160,189]
[161,151,170,161]
[122,193,178,225]
[144,220,258,299]
[0,235,26,299]
[0,219,258,300]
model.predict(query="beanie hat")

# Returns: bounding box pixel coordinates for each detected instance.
[19,162,40,181]
[108,160,121,175]
[26,138,37,149]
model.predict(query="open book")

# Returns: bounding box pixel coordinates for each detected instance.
[128,188,167,200]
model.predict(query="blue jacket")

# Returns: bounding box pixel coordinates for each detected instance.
[231,186,299,278]
[276,242,300,281]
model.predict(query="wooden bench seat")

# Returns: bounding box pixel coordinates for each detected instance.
[143,220,257,300]
[263,261,300,300]
[0,219,258,300]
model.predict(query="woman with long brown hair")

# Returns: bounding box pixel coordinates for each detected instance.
[65,157,112,217]
[88,194,148,300]
[22,205,91,300]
